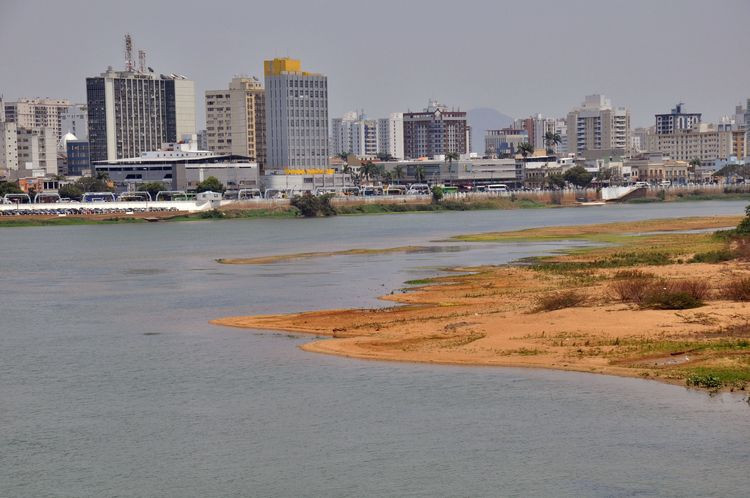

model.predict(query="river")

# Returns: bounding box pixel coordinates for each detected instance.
[1,201,749,497]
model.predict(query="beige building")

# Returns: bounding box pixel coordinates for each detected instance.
[626,154,689,183]
[205,77,266,167]
[4,98,71,141]
[566,94,630,157]
[645,123,733,166]
[16,127,57,175]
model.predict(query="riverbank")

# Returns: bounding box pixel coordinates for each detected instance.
[3,190,750,227]
[212,214,750,392]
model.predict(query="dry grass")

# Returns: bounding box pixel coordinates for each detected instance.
[611,277,710,309]
[719,277,750,301]
[533,290,586,312]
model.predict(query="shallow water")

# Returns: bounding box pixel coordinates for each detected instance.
[1,201,749,497]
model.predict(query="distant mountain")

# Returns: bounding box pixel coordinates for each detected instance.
[467,108,514,154]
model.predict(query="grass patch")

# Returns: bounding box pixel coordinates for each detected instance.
[404,278,435,286]
[685,367,750,389]
[689,248,735,263]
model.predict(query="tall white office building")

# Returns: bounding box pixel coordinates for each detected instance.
[378,113,404,159]
[264,58,328,169]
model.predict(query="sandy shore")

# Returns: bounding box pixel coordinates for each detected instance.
[211,216,750,390]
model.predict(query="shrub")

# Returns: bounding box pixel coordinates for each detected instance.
[290,192,337,217]
[612,270,655,280]
[686,374,722,389]
[657,190,666,201]
[689,249,735,263]
[611,278,709,308]
[719,277,750,301]
[431,185,444,203]
[643,291,702,310]
[611,277,653,304]
[533,290,586,312]
[199,209,225,219]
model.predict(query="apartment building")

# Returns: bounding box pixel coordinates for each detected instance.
[645,123,733,168]
[403,100,468,159]
[566,94,630,156]
[16,127,57,175]
[0,121,19,172]
[264,57,328,169]
[655,103,701,134]
[331,112,378,157]
[513,114,559,152]
[205,76,266,167]
[377,113,404,160]
[484,128,528,156]
[86,67,196,163]
[3,98,71,141]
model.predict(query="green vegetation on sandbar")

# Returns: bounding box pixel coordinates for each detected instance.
[451,216,743,243]
[403,278,436,286]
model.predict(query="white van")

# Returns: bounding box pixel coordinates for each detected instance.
[486,184,508,192]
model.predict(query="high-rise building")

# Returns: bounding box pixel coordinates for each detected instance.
[513,114,558,151]
[655,103,701,135]
[86,67,196,163]
[331,111,378,157]
[205,76,266,166]
[566,94,630,156]
[59,104,88,143]
[264,57,328,169]
[378,113,404,160]
[3,98,71,141]
[403,100,468,159]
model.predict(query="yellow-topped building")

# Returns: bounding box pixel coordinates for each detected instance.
[264,58,319,77]
[263,57,329,169]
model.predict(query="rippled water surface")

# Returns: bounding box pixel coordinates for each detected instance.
[2,201,749,497]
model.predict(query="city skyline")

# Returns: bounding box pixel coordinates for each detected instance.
[1,0,748,130]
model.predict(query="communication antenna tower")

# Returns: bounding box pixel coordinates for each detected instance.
[124,33,134,72]
[138,50,146,73]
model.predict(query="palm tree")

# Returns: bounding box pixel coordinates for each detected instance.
[393,165,405,184]
[689,158,701,181]
[415,165,426,183]
[445,151,459,177]
[517,142,534,159]
[544,132,562,155]
[337,152,349,161]
[360,161,376,182]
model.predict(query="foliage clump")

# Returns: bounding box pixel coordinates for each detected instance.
[290,192,337,217]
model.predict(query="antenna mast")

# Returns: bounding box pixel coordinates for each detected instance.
[124,33,134,72]
[138,50,146,73]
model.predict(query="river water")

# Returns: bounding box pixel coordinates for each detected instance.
[1,201,749,497]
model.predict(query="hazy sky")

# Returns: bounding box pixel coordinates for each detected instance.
[1,0,748,128]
